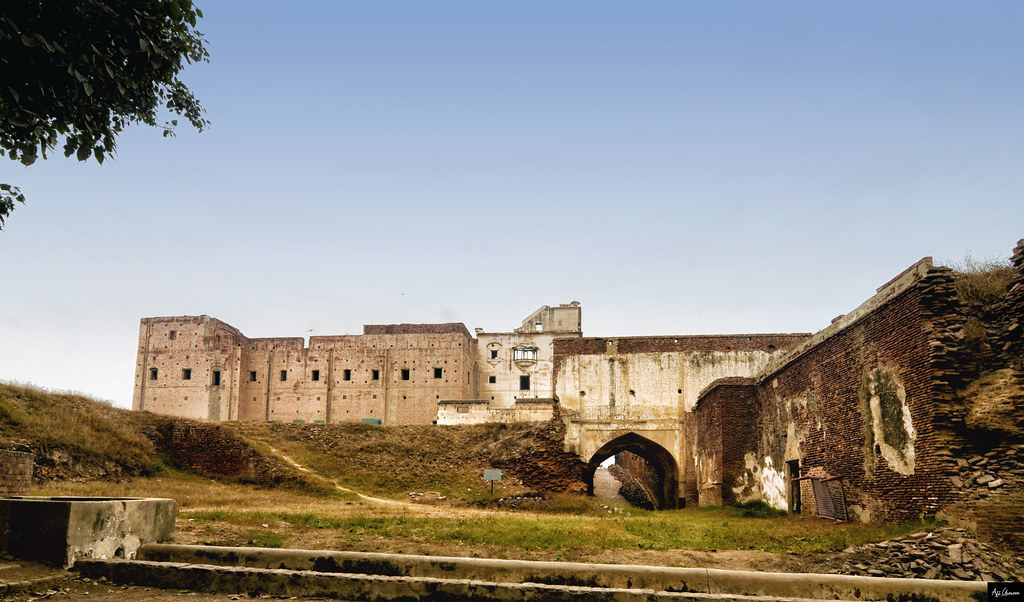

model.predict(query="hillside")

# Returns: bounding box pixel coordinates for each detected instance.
[0,383,160,481]
[0,383,585,502]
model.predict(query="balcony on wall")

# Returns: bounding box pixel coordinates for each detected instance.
[513,346,538,368]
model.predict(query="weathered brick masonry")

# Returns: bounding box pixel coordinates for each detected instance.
[692,240,1024,523]
[0,450,33,496]
[488,407,587,494]
[685,378,757,507]
[724,260,959,521]
[151,422,309,488]
[363,323,471,336]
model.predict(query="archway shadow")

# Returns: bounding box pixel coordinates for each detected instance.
[584,432,679,510]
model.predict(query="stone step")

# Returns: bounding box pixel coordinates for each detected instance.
[72,558,851,602]
[131,544,987,601]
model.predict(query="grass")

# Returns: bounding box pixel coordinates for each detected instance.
[37,472,930,558]
[233,422,535,503]
[0,383,158,473]
[34,467,355,509]
[179,505,929,555]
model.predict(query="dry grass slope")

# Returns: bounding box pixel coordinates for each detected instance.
[0,383,159,479]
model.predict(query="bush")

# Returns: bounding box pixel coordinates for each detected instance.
[734,500,787,518]
[950,255,1015,307]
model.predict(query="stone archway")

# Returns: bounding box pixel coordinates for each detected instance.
[583,432,680,510]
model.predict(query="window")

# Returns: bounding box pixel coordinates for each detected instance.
[520,375,530,390]
[513,347,538,361]
[182,368,192,380]
[488,375,496,384]
[372,369,380,381]
[343,369,351,381]
[490,349,498,359]
[169,330,177,340]
[280,370,287,382]
[149,368,158,380]
[312,370,320,381]
[212,370,221,386]
[249,371,257,382]
[535,322,542,332]
[433,367,442,379]
[401,369,410,380]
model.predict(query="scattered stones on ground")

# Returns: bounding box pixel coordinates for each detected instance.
[825,527,1023,582]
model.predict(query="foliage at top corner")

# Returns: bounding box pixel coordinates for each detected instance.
[0,0,210,225]
[948,254,1015,308]
[1,0,210,164]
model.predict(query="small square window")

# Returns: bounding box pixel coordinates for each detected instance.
[401,369,410,380]
[212,370,221,386]
[520,375,530,391]
[433,368,442,379]
[169,330,177,340]
[182,368,192,380]
[488,375,496,384]
[149,368,158,381]
[372,369,380,381]
[280,370,287,382]
[249,371,257,382]
[490,350,498,359]
[343,369,351,381]
[312,370,320,381]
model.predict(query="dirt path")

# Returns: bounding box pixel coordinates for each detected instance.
[262,445,500,518]
[592,467,628,503]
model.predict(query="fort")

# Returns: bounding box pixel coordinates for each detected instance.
[134,239,1024,529]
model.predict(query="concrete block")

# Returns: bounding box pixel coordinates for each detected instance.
[0,497,176,567]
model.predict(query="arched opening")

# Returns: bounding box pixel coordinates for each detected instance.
[584,433,679,510]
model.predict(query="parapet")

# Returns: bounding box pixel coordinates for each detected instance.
[363,323,472,338]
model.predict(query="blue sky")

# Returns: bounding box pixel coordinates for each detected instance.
[2,1,1023,406]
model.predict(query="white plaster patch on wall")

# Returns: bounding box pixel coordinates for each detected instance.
[732,453,788,510]
[866,367,916,475]
[758,456,788,509]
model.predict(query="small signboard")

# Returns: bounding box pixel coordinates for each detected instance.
[483,469,502,497]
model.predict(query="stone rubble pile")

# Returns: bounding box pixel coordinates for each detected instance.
[827,527,1024,582]
[948,444,1024,503]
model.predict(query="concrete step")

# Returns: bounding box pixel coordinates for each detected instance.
[130,544,987,601]
[72,558,849,601]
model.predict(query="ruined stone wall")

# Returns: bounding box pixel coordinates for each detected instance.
[936,239,1024,544]
[1001,239,1024,362]
[731,260,960,521]
[488,408,587,494]
[614,450,659,509]
[156,422,309,488]
[0,450,33,496]
[685,378,758,507]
